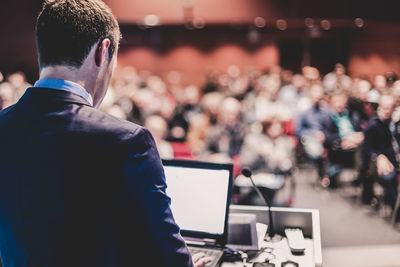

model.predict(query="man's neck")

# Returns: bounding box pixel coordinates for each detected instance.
[39,65,95,98]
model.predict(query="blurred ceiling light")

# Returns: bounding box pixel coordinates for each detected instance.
[304,17,314,28]
[254,17,266,28]
[276,19,287,30]
[354,18,364,28]
[193,17,205,29]
[144,14,159,26]
[320,20,331,30]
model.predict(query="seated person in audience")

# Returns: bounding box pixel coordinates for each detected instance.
[391,80,400,123]
[324,91,364,188]
[144,115,174,159]
[278,74,312,119]
[0,82,16,110]
[348,79,377,187]
[323,63,352,94]
[167,85,202,143]
[186,113,211,159]
[348,79,376,129]
[237,116,295,205]
[372,74,389,95]
[128,88,154,125]
[302,66,321,88]
[200,91,224,125]
[205,97,246,162]
[363,94,399,210]
[240,117,296,175]
[365,74,387,110]
[296,83,330,184]
[6,71,32,102]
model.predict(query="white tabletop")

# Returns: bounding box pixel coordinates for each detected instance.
[221,237,315,267]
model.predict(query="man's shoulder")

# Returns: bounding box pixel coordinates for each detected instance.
[72,106,147,140]
[0,105,17,127]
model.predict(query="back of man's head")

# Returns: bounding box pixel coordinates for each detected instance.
[36,0,120,70]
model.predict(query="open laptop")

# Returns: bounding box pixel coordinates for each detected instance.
[162,159,233,267]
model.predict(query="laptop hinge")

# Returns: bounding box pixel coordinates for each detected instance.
[184,237,218,247]
[203,238,217,246]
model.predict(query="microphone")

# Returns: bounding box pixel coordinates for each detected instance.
[241,168,278,241]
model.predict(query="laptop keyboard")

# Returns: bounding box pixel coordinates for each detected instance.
[188,247,223,267]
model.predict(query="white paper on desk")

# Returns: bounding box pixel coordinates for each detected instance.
[256,223,268,248]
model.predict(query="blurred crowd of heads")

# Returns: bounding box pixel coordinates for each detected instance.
[1,64,400,162]
[94,64,400,161]
[0,71,31,110]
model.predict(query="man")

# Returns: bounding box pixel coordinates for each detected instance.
[278,74,311,118]
[296,83,330,185]
[324,91,364,188]
[322,63,352,93]
[205,97,246,160]
[363,94,399,211]
[348,79,375,130]
[347,79,376,188]
[0,1,209,266]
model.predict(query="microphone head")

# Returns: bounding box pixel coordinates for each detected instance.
[241,168,252,177]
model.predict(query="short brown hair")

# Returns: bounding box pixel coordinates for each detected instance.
[36,0,121,69]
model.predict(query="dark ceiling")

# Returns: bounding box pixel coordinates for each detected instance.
[277,0,400,21]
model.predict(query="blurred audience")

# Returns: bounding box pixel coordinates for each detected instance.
[2,64,400,214]
[6,72,31,102]
[240,117,295,175]
[145,115,174,159]
[0,82,16,110]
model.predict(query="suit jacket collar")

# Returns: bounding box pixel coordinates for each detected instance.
[18,87,92,107]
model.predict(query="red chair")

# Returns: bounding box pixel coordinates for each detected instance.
[170,142,193,160]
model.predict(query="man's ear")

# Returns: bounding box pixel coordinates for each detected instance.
[95,39,111,67]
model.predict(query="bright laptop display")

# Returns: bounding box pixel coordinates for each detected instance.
[162,159,233,244]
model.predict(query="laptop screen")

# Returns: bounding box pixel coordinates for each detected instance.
[162,159,233,239]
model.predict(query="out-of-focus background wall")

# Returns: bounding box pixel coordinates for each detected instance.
[1,0,400,85]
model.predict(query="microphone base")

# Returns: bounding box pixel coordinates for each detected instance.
[264,233,283,243]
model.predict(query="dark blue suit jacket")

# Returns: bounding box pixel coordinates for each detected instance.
[363,116,400,169]
[0,87,193,267]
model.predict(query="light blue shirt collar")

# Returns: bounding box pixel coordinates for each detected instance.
[34,78,93,106]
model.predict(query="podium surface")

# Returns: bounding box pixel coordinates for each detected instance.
[223,205,322,267]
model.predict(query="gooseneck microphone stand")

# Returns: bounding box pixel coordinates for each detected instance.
[241,168,281,242]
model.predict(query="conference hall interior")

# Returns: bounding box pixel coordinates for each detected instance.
[2,0,400,266]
